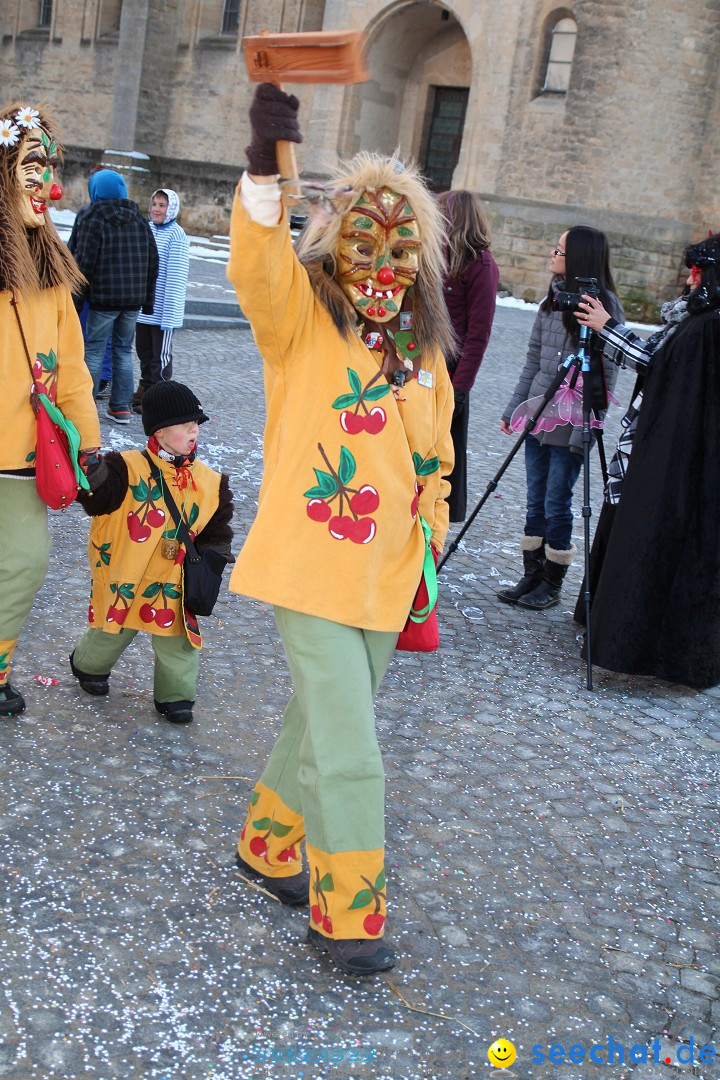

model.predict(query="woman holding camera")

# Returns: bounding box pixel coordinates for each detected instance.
[497,226,622,610]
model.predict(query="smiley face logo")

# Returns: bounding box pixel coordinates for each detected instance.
[488,1039,516,1068]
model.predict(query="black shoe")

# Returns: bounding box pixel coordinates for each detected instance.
[235,852,309,906]
[69,651,110,695]
[307,927,396,976]
[96,379,110,400]
[155,699,194,724]
[0,682,26,717]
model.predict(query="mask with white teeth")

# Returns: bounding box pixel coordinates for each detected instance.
[336,187,421,323]
[15,119,62,229]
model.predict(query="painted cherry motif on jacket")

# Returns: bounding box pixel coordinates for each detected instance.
[411,451,440,517]
[139,582,181,627]
[304,444,379,544]
[31,349,58,402]
[105,582,134,625]
[333,367,390,435]
[127,475,167,542]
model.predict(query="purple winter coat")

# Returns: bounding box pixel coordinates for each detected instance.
[442,249,499,392]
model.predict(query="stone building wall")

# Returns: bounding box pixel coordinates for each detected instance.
[2,0,719,315]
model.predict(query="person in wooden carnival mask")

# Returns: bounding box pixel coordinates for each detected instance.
[0,103,100,717]
[225,84,456,976]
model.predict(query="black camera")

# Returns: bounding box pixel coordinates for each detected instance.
[555,276,599,313]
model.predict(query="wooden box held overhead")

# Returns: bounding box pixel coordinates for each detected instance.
[243,29,368,85]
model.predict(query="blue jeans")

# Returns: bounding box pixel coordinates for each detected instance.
[78,301,112,382]
[84,308,138,410]
[524,435,582,550]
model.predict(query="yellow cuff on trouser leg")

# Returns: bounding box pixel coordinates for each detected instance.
[307,844,387,940]
[237,780,305,878]
[0,639,18,686]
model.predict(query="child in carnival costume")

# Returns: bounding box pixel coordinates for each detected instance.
[69,380,234,724]
[227,84,455,975]
[0,102,100,717]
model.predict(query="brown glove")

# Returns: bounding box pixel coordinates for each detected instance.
[246,83,302,175]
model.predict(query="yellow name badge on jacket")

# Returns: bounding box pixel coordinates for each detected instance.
[417,369,433,389]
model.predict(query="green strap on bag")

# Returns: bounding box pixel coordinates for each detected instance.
[408,515,438,622]
[36,394,90,492]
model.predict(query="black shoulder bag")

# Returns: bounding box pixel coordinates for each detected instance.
[143,451,227,617]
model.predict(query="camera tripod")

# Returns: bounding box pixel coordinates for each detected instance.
[437,321,604,689]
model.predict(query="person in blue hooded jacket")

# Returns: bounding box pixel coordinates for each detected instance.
[71,169,159,424]
[133,189,190,412]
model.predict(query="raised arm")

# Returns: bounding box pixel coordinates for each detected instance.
[226,85,316,368]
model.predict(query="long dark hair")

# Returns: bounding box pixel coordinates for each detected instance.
[436,189,492,278]
[685,232,720,314]
[542,225,617,340]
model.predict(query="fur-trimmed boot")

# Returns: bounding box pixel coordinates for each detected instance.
[517,544,576,610]
[496,536,545,605]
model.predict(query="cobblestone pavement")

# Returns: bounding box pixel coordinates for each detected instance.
[1,260,719,1080]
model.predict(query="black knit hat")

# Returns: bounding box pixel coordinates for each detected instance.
[141,380,209,436]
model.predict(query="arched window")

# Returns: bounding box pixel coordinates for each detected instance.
[543,16,577,93]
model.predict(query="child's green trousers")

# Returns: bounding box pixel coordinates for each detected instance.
[73,626,200,702]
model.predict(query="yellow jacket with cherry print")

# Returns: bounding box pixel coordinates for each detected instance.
[83,449,221,648]
[1,285,100,470]
[227,192,454,633]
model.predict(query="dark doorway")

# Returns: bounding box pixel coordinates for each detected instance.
[422,86,469,192]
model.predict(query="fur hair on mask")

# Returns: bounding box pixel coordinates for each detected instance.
[295,151,456,359]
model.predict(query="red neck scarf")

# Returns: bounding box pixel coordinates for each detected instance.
[147,436,197,491]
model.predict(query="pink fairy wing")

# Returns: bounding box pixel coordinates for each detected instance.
[510,393,571,433]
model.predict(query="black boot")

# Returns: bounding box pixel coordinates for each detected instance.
[70,652,110,695]
[155,699,194,724]
[497,536,545,605]
[517,544,576,610]
[0,682,25,717]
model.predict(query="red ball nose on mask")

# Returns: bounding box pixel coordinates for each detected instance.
[49,183,63,201]
[377,266,395,285]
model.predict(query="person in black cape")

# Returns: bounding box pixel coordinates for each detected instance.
[577,231,720,689]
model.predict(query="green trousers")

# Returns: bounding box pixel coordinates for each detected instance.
[0,478,51,684]
[73,626,201,702]
[238,608,398,938]
[266,607,398,852]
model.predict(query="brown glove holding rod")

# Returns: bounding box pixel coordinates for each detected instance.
[246,83,302,176]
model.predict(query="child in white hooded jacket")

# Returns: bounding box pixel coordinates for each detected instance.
[133,188,190,411]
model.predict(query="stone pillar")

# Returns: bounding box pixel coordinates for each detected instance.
[104,0,151,204]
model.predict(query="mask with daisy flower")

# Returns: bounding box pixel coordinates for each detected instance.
[11,108,62,229]
[0,101,84,295]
